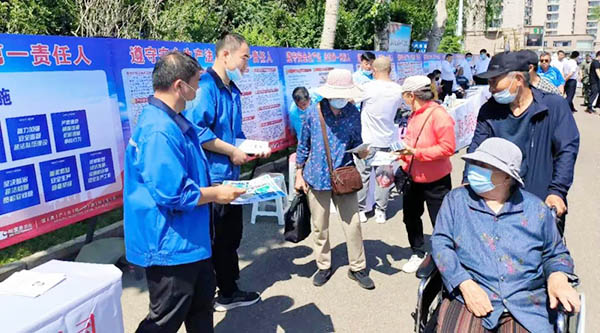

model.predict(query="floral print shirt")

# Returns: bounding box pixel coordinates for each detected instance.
[296,100,362,191]
[432,186,576,333]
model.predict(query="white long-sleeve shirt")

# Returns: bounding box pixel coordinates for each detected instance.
[441,60,456,81]
[475,57,490,75]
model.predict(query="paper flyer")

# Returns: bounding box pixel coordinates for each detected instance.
[223,174,286,205]
[235,139,271,155]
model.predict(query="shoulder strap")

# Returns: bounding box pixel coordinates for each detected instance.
[407,104,439,173]
[317,103,336,179]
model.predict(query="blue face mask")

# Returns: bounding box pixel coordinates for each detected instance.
[467,164,496,194]
[226,67,243,82]
[363,69,373,76]
[493,78,517,104]
[480,54,487,60]
[329,98,348,109]
[466,57,472,62]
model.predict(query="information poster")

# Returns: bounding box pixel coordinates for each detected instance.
[353,51,398,82]
[235,47,289,151]
[422,53,444,75]
[0,34,124,248]
[395,53,424,84]
[109,39,216,142]
[281,47,357,112]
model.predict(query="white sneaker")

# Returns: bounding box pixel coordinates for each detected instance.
[402,254,425,273]
[375,210,386,224]
[359,211,368,223]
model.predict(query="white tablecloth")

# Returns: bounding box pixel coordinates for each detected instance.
[0,260,124,333]
[447,86,492,150]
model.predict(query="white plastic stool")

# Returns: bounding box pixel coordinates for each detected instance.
[250,173,287,225]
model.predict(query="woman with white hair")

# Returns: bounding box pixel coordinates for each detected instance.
[294,69,374,290]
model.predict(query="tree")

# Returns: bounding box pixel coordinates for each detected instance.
[320,0,340,49]
[427,0,447,52]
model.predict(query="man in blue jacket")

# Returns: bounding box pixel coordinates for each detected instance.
[465,51,579,229]
[185,33,270,312]
[124,51,246,332]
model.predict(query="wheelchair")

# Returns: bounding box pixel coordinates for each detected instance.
[412,208,587,333]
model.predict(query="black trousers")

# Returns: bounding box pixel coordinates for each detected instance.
[136,259,216,333]
[440,80,453,101]
[212,203,243,297]
[473,75,488,85]
[588,81,600,109]
[403,174,452,256]
[565,79,577,111]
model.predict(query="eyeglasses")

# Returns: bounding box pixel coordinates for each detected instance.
[540,59,550,63]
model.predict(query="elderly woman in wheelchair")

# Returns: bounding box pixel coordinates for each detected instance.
[427,138,580,333]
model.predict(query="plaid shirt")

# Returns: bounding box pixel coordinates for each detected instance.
[532,76,561,95]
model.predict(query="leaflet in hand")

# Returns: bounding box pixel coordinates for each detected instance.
[0,270,66,298]
[368,151,399,166]
[345,143,371,154]
[223,174,286,205]
[235,139,271,155]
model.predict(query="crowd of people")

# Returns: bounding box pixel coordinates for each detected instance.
[123,31,584,332]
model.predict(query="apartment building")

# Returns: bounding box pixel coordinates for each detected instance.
[464,0,599,54]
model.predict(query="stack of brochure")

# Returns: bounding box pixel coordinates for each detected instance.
[223,174,286,205]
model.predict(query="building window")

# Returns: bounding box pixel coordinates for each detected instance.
[577,40,594,50]
[547,5,559,12]
[544,41,548,47]
[588,22,598,28]
[547,13,559,21]
[587,28,598,35]
[548,0,560,4]
[546,30,557,35]
[589,1,600,7]
[546,22,558,29]
[553,41,572,47]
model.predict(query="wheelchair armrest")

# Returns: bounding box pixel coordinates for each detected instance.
[416,254,438,279]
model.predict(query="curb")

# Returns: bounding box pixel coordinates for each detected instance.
[0,220,124,282]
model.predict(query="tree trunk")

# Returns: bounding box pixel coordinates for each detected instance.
[427,0,447,52]
[320,0,340,49]
[374,0,389,51]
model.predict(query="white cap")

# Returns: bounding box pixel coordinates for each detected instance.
[400,75,431,93]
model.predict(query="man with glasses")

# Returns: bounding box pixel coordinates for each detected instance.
[465,51,579,230]
[537,52,565,94]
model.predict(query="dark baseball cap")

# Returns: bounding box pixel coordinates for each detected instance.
[478,51,529,79]
[517,50,538,66]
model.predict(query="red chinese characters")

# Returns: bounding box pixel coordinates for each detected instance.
[31,43,52,66]
[52,45,72,65]
[0,44,4,66]
[73,45,92,65]
[129,45,145,65]
[144,46,158,64]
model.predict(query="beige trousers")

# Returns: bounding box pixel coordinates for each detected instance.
[307,189,367,272]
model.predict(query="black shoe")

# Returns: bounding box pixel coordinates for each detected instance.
[348,269,375,290]
[585,109,596,114]
[214,290,260,312]
[312,269,332,287]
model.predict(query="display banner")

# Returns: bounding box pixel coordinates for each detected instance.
[0,33,456,248]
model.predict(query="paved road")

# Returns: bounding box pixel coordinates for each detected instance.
[121,95,599,332]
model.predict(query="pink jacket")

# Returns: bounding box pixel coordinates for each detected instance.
[401,101,456,183]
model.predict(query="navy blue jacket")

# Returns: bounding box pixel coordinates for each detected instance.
[464,87,579,202]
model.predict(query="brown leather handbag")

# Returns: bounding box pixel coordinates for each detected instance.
[317,104,363,195]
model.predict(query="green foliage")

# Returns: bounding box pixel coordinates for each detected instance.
[486,0,503,29]
[590,6,600,21]
[389,0,435,42]
[438,0,463,53]
[0,0,75,36]
[0,0,438,51]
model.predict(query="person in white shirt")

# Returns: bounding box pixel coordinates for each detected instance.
[474,49,491,84]
[354,57,404,224]
[551,50,566,78]
[563,51,580,112]
[458,52,475,85]
[440,54,456,100]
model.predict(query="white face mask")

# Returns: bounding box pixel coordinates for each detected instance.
[329,98,348,109]
[185,88,202,111]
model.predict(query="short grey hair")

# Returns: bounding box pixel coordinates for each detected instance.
[412,88,435,101]
[509,71,531,86]
[540,51,551,58]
